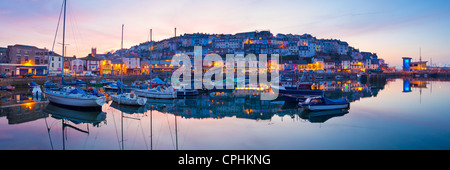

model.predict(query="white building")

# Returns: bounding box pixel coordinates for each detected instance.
[123,54,141,75]
[215,39,243,49]
[49,55,63,75]
[298,42,316,57]
[71,58,85,73]
[337,42,349,55]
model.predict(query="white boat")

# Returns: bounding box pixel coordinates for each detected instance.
[111,91,147,106]
[135,86,177,99]
[299,96,350,111]
[44,89,106,108]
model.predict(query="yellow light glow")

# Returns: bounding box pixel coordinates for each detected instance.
[23,61,34,66]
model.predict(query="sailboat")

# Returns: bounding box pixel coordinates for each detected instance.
[110,24,147,106]
[43,0,106,108]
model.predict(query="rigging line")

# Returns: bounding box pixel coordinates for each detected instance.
[131,121,140,150]
[154,112,165,149]
[45,0,64,84]
[67,3,81,57]
[179,119,190,150]
[165,113,176,149]
[44,118,54,150]
[139,120,149,150]
[110,109,122,150]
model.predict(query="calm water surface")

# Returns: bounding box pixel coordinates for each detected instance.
[1,78,450,150]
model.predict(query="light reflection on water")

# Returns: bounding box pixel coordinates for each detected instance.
[1,78,450,150]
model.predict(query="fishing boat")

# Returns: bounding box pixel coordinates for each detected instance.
[135,86,177,99]
[43,0,106,108]
[299,96,350,111]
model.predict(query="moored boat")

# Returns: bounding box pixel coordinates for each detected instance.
[44,88,106,108]
[299,96,350,111]
[111,91,147,106]
[43,0,106,109]
[135,86,177,99]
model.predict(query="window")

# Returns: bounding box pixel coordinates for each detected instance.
[17,56,21,64]
[52,63,54,67]
[35,57,40,64]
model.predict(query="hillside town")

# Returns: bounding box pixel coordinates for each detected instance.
[1,30,393,78]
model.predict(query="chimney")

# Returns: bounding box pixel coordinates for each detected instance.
[91,48,97,56]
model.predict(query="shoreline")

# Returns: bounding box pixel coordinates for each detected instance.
[1,72,450,87]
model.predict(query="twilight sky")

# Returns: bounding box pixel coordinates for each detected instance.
[1,0,449,66]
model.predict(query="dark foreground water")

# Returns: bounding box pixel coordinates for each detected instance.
[1,78,450,150]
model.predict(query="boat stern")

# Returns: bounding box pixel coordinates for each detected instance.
[96,96,107,106]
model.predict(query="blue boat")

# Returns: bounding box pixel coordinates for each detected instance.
[299,96,350,111]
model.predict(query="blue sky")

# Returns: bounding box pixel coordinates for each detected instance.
[1,0,449,66]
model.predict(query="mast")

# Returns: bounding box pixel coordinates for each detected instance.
[150,29,152,42]
[120,24,124,93]
[419,48,422,62]
[61,0,66,82]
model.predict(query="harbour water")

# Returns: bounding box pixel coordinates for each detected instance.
[1,78,450,150]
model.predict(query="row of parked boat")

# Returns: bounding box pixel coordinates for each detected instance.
[28,77,198,109]
[29,76,349,113]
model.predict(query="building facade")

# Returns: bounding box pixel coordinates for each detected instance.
[3,45,50,76]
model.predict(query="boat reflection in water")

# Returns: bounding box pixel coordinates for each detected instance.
[299,108,349,123]
[43,103,107,150]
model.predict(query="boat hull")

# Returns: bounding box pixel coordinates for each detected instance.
[44,90,106,108]
[135,89,177,99]
[177,90,199,96]
[303,103,350,111]
[111,95,147,106]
